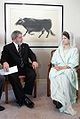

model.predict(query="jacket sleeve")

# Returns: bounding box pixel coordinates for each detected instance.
[27,44,37,62]
[1,46,9,65]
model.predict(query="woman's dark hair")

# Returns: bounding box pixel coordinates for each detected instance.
[62,31,70,39]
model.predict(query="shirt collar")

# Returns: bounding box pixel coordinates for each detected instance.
[13,42,18,51]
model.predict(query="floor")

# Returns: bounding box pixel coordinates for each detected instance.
[0,79,80,119]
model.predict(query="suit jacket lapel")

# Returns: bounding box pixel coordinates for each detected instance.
[11,42,25,56]
[11,42,19,56]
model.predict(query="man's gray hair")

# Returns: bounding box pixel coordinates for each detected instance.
[11,30,22,40]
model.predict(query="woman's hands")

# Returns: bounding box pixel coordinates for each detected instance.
[54,65,69,71]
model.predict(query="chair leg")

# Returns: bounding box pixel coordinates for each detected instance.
[76,90,78,102]
[33,80,37,98]
[5,80,8,103]
[47,77,50,97]
[19,76,37,98]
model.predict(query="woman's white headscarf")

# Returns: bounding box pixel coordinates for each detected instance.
[69,32,76,47]
[59,31,76,49]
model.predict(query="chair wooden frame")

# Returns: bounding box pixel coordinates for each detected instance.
[47,50,55,97]
[47,50,80,100]
[4,75,37,103]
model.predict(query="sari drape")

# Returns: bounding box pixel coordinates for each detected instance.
[49,46,79,115]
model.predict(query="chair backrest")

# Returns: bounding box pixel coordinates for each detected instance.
[47,49,56,96]
[51,50,56,57]
[49,50,56,70]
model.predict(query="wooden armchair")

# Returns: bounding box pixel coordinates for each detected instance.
[47,50,56,97]
[47,50,80,100]
[1,62,38,103]
[4,75,37,103]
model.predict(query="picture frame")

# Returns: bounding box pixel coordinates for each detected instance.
[4,3,63,48]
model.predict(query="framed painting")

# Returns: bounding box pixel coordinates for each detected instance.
[4,3,63,48]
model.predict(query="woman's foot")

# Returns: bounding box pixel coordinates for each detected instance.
[0,106,5,111]
[53,100,62,109]
[64,106,77,116]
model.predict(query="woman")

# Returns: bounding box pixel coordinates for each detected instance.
[49,31,79,115]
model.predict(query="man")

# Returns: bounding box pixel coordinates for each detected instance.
[1,30,38,108]
[0,75,5,111]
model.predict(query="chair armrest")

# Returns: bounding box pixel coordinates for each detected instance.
[76,66,80,78]
[48,63,52,72]
[76,66,80,71]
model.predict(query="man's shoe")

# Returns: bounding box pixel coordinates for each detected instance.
[0,106,5,111]
[16,100,23,107]
[24,97,34,108]
[25,95,34,106]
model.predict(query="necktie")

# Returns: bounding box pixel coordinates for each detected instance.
[18,45,24,68]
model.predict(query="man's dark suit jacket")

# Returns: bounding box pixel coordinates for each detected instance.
[1,42,37,70]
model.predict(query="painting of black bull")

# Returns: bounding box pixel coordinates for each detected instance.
[15,18,55,38]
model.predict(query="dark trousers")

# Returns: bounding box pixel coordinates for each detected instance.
[0,75,5,99]
[7,67,36,102]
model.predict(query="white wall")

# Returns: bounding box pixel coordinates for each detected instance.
[0,0,80,78]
